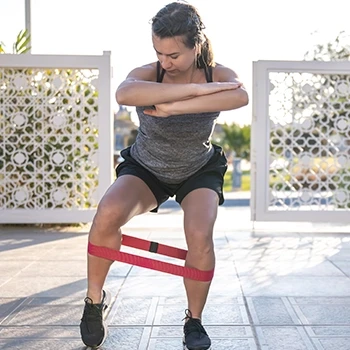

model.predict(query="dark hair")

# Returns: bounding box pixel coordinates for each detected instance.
[151,1,215,68]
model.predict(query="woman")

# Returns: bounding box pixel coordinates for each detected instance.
[80,2,248,349]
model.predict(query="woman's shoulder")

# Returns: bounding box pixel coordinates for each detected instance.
[212,63,240,82]
[125,62,159,82]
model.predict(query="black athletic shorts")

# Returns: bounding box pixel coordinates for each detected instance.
[116,144,228,212]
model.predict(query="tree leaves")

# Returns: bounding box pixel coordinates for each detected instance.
[304,31,350,61]
[219,123,251,160]
[0,29,31,54]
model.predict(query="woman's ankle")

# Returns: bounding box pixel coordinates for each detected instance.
[86,289,103,304]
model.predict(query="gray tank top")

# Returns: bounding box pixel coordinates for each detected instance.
[130,63,220,184]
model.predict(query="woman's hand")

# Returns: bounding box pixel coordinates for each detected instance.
[197,82,242,96]
[143,102,174,117]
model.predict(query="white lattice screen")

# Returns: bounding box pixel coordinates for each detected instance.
[252,61,350,222]
[0,53,113,223]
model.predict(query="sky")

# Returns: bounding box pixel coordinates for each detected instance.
[1,0,349,125]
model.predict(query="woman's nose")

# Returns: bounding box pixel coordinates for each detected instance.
[161,57,172,70]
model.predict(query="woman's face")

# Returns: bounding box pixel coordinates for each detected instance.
[152,34,196,75]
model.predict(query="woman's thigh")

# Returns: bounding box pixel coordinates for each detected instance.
[96,175,158,226]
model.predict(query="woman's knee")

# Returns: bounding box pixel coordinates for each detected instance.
[92,195,129,231]
[185,225,214,254]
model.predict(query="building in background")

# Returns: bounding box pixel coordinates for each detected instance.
[114,105,138,165]
[114,105,138,151]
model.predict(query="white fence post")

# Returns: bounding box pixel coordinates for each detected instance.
[0,53,113,223]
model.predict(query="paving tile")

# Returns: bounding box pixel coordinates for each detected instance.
[40,247,87,260]
[41,236,88,248]
[154,302,248,326]
[240,276,350,297]
[0,276,124,298]
[16,261,88,277]
[0,339,84,350]
[158,295,244,307]
[13,260,130,278]
[3,305,84,326]
[213,260,237,276]
[151,325,253,337]
[291,302,350,324]
[198,295,245,306]
[332,261,350,277]
[0,326,80,338]
[108,297,156,326]
[301,304,350,324]
[337,240,350,249]
[256,326,315,350]
[0,277,11,288]
[209,338,257,350]
[147,338,185,350]
[104,276,128,295]
[311,338,350,350]
[148,336,257,350]
[291,297,350,305]
[246,297,300,325]
[151,325,183,337]
[102,327,149,350]
[0,277,89,298]
[135,271,243,299]
[0,298,25,324]
[27,297,85,306]
[231,248,342,262]
[117,276,186,297]
[305,326,350,336]
[0,261,35,277]
[326,249,350,262]
[201,303,249,324]
[209,275,243,296]
[153,304,186,325]
[306,326,350,350]
[157,296,188,305]
[229,237,316,250]
[0,247,48,261]
[235,260,345,277]
[109,262,132,276]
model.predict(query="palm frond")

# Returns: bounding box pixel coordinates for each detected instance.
[13,29,31,54]
[0,41,5,54]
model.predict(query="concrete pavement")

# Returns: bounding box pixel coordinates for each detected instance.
[1,194,350,349]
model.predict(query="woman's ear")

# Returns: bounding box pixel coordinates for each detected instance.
[195,43,201,57]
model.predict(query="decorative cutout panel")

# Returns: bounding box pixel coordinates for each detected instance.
[268,71,350,211]
[0,68,100,210]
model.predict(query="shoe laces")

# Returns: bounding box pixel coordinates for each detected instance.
[183,309,207,337]
[81,297,103,333]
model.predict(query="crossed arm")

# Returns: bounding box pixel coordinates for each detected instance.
[115,63,249,116]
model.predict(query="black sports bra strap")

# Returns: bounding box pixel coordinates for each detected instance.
[156,61,165,83]
[204,66,213,83]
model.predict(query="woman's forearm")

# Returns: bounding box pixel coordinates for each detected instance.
[116,81,198,106]
[115,80,241,107]
[170,88,249,115]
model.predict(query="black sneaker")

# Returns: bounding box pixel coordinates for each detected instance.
[80,289,111,348]
[183,310,211,350]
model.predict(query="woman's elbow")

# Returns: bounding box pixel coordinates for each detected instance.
[240,89,249,107]
[231,89,249,110]
[115,88,126,105]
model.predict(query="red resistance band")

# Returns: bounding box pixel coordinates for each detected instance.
[88,234,214,282]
